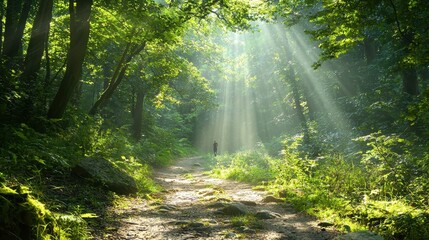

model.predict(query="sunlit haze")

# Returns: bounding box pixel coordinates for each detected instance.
[194,22,352,154]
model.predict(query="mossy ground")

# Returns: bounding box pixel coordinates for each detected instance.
[0,123,169,239]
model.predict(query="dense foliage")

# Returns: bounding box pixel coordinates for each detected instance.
[206,1,429,240]
[0,0,261,238]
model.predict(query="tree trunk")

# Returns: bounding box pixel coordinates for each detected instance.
[89,63,128,115]
[42,34,51,109]
[89,42,145,115]
[21,0,53,117]
[420,67,429,90]
[0,0,4,55]
[289,67,310,143]
[47,0,93,119]
[363,37,376,65]
[132,89,145,140]
[402,67,418,95]
[400,30,419,96]
[362,37,379,92]
[251,90,269,142]
[1,0,32,121]
[0,0,5,121]
[2,0,32,63]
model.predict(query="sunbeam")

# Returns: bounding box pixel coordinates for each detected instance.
[194,31,261,153]
[195,21,354,154]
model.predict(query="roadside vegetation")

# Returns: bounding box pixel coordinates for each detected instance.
[0,116,193,239]
[211,130,429,239]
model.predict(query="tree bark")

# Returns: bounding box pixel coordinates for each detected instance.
[21,0,53,116]
[402,67,418,95]
[47,0,93,119]
[301,79,316,121]
[2,0,32,63]
[401,31,418,96]
[420,67,429,90]
[363,37,376,65]
[89,42,146,115]
[0,0,4,55]
[42,33,51,108]
[132,89,145,140]
[1,0,32,121]
[89,61,128,115]
[289,67,310,143]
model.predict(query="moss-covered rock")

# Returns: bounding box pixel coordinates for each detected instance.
[0,184,61,240]
[73,157,138,195]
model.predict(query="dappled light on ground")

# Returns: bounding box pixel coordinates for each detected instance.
[100,157,338,239]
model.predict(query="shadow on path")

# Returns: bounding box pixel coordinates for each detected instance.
[98,156,339,240]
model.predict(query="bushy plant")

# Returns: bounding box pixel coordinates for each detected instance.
[89,126,133,159]
[56,214,89,240]
[378,212,429,240]
[0,124,70,176]
[114,155,160,194]
[212,146,274,183]
[313,155,367,201]
[354,132,414,199]
[407,153,429,206]
[405,88,429,138]
[271,135,313,187]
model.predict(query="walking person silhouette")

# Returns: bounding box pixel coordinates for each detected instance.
[213,140,218,156]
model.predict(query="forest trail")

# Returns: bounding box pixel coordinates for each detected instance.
[101,156,338,239]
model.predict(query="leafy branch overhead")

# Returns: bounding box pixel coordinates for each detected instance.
[277,0,429,71]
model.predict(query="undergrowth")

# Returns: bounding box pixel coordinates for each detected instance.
[0,113,193,239]
[211,146,274,183]
[211,133,429,240]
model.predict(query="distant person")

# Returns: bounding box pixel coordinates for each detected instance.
[213,140,218,156]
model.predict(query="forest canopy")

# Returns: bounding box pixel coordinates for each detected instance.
[1,0,429,239]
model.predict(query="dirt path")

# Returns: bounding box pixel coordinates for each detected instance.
[100,156,339,239]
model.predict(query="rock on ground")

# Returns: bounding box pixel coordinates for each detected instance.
[73,157,137,195]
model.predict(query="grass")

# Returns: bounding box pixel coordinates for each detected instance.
[210,150,274,183]
[231,214,263,229]
[0,122,192,239]
[210,144,429,240]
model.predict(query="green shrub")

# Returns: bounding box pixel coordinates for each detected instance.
[0,124,70,176]
[354,132,419,200]
[56,214,89,240]
[313,155,367,201]
[379,212,429,240]
[212,147,274,183]
[114,156,160,194]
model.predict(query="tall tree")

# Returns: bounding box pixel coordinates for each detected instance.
[0,0,33,122]
[2,0,33,63]
[0,0,4,55]
[288,67,310,143]
[47,0,93,119]
[21,0,54,118]
[132,87,146,140]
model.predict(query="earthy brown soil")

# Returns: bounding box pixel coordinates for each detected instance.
[96,156,339,240]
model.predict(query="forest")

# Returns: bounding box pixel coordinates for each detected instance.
[1,0,429,239]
